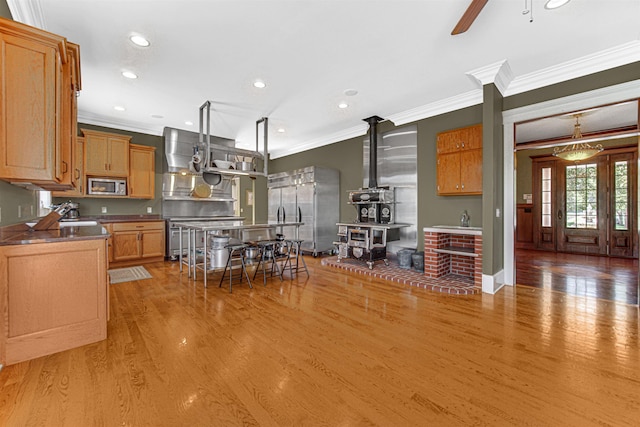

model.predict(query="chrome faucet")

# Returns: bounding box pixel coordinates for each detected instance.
[460,210,470,227]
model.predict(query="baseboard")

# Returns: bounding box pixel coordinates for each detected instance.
[482,269,505,294]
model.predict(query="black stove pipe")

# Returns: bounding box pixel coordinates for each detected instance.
[363,115,384,189]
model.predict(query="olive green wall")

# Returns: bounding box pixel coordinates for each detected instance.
[269,136,363,224]
[0,1,40,227]
[53,123,163,216]
[268,105,484,251]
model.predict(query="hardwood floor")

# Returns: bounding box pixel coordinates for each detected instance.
[1,257,638,426]
[516,249,639,305]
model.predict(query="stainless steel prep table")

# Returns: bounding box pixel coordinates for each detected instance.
[173,221,303,287]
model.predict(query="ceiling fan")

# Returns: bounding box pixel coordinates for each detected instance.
[451,0,488,35]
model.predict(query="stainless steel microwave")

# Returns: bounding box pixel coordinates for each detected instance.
[87,177,127,195]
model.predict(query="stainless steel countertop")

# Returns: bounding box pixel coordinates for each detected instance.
[336,222,411,230]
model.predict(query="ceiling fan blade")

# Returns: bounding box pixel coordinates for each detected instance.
[451,0,489,35]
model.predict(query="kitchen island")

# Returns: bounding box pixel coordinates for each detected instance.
[173,221,303,287]
[0,223,109,367]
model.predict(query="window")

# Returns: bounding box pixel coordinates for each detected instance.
[541,167,552,227]
[565,163,597,229]
[614,160,628,230]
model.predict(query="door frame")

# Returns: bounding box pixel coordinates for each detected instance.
[502,79,640,305]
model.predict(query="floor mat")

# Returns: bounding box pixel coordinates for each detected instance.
[108,266,152,284]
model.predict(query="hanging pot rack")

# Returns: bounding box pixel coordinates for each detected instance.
[198,100,268,181]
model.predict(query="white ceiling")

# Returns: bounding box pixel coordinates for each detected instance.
[8,0,640,158]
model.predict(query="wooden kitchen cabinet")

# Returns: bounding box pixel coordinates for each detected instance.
[110,221,165,267]
[436,124,483,195]
[0,238,108,366]
[83,129,130,177]
[52,137,85,197]
[0,17,80,190]
[129,144,156,199]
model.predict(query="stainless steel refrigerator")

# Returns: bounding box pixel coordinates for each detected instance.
[268,166,339,256]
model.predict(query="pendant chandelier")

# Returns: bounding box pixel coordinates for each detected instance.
[552,114,603,162]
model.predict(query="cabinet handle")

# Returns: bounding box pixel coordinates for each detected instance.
[461,184,465,189]
[456,184,459,189]
[62,161,68,173]
[456,143,460,149]
[105,163,108,171]
[74,168,80,179]
[461,142,465,148]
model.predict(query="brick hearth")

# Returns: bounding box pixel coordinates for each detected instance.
[321,256,479,295]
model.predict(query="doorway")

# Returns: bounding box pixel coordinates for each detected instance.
[502,83,640,306]
[531,148,637,257]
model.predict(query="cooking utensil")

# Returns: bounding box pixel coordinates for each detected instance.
[202,172,222,185]
[192,183,212,198]
[213,160,234,169]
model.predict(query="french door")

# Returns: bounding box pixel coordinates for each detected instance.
[532,149,637,257]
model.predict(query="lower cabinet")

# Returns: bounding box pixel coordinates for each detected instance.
[0,238,108,366]
[110,221,165,267]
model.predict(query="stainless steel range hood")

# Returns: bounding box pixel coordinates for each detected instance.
[163,127,235,174]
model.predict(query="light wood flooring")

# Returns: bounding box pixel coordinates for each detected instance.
[1,257,638,426]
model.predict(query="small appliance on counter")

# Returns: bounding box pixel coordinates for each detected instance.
[51,201,80,221]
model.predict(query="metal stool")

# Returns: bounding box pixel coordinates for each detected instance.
[252,240,285,285]
[283,239,309,278]
[218,243,252,293]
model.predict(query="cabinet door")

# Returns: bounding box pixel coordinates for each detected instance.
[462,124,482,151]
[437,152,461,195]
[141,230,165,258]
[0,239,107,366]
[84,133,110,175]
[107,136,130,176]
[129,145,155,199]
[436,131,461,155]
[460,149,483,194]
[112,230,141,261]
[0,33,58,181]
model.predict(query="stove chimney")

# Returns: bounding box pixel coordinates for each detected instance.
[364,115,384,189]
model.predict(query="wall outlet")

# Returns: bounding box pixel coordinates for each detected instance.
[101,206,107,214]
[146,206,152,214]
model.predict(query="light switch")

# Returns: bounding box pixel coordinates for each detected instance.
[101,206,107,214]
[147,206,153,213]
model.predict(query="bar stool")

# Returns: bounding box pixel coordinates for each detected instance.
[218,243,252,293]
[252,240,285,285]
[283,239,309,278]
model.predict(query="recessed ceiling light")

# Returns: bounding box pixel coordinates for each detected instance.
[253,80,266,89]
[122,71,138,79]
[129,34,150,47]
[338,102,349,109]
[185,121,193,126]
[151,114,163,119]
[114,106,125,111]
[277,128,285,133]
[544,0,570,9]
[344,89,358,96]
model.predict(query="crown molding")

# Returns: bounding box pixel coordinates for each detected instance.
[466,59,513,95]
[387,90,483,127]
[77,111,163,137]
[6,0,46,28]
[269,124,369,159]
[505,40,640,96]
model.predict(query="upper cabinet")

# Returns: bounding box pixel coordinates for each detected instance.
[82,129,130,177]
[0,17,80,190]
[436,124,483,196]
[129,144,155,199]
